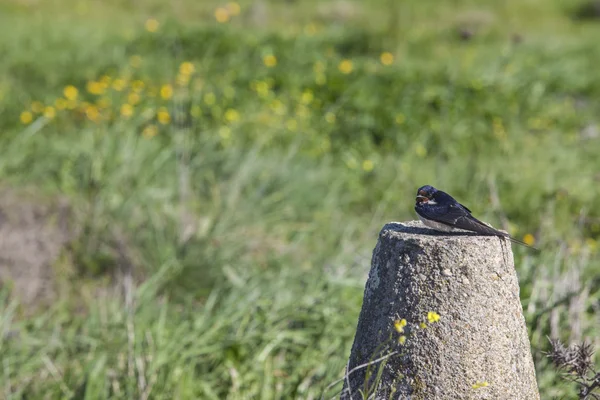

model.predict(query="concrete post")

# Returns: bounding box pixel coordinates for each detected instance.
[342,221,540,400]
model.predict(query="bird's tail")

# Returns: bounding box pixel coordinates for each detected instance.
[503,233,540,251]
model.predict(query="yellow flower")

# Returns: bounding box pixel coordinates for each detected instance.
[227,2,241,16]
[55,98,68,110]
[142,124,158,139]
[20,111,33,124]
[398,335,407,345]
[325,112,336,124]
[393,319,407,333]
[128,92,141,105]
[338,59,353,74]
[131,80,145,92]
[263,55,277,68]
[157,107,170,124]
[31,101,44,113]
[179,62,195,76]
[86,81,105,95]
[380,52,394,66]
[63,85,78,101]
[43,106,56,119]
[145,18,159,32]
[129,55,143,68]
[419,322,427,329]
[85,105,100,122]
[301,90,314,104]
[427,311,440,323]
[362,160,374,172]
[120,104,134,118]
[112,79,126,91]
[523,234,535,247]
[204,92,216,105]
[160,84,173,100]
[215,7,230,23]
[472,381,489,389]
[224,108,240,122]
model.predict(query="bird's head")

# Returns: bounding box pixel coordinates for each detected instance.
[415,185,438,205]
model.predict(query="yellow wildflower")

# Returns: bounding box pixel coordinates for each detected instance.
[85,105,100,122]
[338,59,353,74]
[398,335,407,345]
[263,55,277,68]
[420,322,427,329]
[157,107,170,124]
[215,7,230,23]
[301,90,314,104]
[362,160,374,172]
[131,80,145,92]
[160,84,173,100]
[393,319,407,333]
[179,62,195,76]
[380,52,394,66]
[142,124,158,139]
[224,109,240,122]
[43,106,56,119]
[63,85,78,101]
[145,18,159,32]
[112,79,126,92]
[20,111,33,124]
[427,311,440,323]
[523,234,535,247]
[86,81,105,95]
[120,104,134,118]
[128,92,141,105]
[472,381,490,389]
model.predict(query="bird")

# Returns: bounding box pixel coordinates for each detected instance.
[414,185,537,249]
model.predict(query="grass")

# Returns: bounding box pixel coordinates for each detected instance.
[1,0,600,398]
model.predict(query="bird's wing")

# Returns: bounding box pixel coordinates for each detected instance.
[418,201,539,250]
[459,203,472,214]
[418,203,503,236]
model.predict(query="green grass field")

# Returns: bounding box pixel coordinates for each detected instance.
[1,0,600,398]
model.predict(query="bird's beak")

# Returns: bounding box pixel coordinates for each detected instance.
[416,195,429,203]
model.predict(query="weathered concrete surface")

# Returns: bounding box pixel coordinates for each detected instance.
[342,221,539,400]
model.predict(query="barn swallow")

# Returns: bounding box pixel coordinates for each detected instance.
[414,185,537,249]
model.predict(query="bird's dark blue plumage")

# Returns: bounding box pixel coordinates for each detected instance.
[414,185,536,249]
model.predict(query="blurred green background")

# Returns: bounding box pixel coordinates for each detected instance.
[1,0,600,398]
